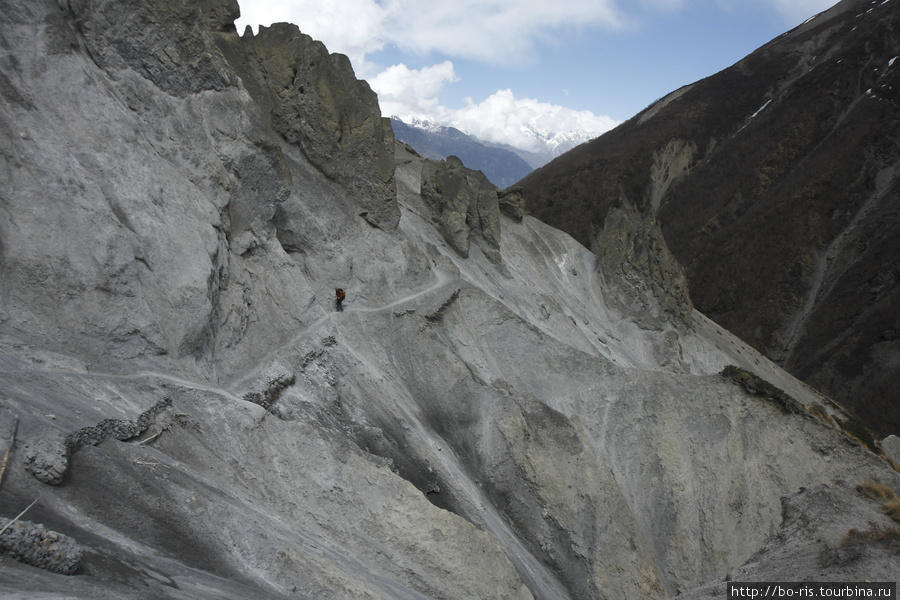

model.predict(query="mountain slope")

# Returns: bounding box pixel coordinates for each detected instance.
[390,117,533,188]
[0,1,898,599]
[519,0,900,436]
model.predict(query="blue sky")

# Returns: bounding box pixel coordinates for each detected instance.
[235,0,840,152]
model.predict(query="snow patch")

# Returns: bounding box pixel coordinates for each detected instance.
[737,99,772,133]
[396,115,600,168]
[750,100,772,119]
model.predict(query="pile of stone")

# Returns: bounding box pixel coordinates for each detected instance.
[0,517,82,575]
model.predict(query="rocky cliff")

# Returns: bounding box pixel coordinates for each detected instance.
[1,1,898,599]
[518,0,900,437]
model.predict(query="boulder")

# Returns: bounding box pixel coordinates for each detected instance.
[880,434,900,465]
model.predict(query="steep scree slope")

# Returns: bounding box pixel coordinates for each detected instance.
[519,0,900,436]
[0,1,898,599]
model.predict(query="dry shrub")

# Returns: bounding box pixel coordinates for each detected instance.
[857,478,896,501]
[883,498,900,524]
[840,526,900,549]
[806,403,829,422]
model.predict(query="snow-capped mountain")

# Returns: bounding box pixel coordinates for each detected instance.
[391,118,534,188]
[398,116,598,171]
[491,126,597,169]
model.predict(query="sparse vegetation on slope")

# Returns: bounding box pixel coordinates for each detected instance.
[856,478,900,525]
[521,0,900,436]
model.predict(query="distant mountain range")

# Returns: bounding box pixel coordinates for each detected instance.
[389,118,532,188]
[519,0,900,435]
[389,117,598,188]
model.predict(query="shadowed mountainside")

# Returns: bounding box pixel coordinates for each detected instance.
[519,0,900,436]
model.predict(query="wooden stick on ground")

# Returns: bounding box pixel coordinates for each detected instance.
[0,416,18,490]
[0,494,42,538]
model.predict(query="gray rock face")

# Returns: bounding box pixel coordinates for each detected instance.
[420,156,502,262]
[498,187,526,222]
[881,434,900,465]
[68,0,240,97]
[0,1,898,599]
[686,482,900,599]
[593,203,693,331]
[215,22,400,230]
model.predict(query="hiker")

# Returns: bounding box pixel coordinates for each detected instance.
[335,288,345,312]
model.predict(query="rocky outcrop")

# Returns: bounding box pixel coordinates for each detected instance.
[498,187,526,221]
[22,438,68,486]
[593,203,693,331]
[420,156,502,261]
[215,22,399,230]
[68,0,240,97]
[65,398,172,454]
[882,435,900,465]
[241,361,297,415]
[74,0,398,231]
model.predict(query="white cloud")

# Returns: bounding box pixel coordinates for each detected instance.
[449,90,620,152]
[236,0,388,70]
[765,0,840,24]
[237,0,624,70]
[640,0,687,10]
[372,76,619,154]
[236,1,623,152]
[380,0,623,65]
[369,62,459,118]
